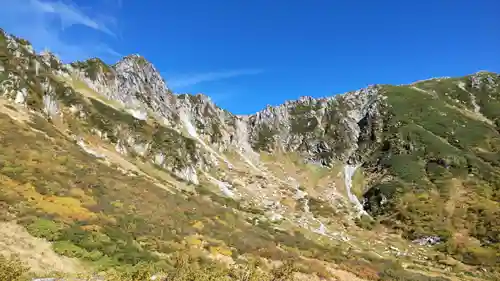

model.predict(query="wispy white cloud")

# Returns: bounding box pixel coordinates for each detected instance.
[31,0,115,36]
[168,69,264,88]
[0,0,119,62]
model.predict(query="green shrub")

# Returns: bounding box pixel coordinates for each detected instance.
[379,267,452,281]
[53,240,88,258]
[460,246,498,266]
[86,249,104,261]
[26,218,64,241]
[374,260,452,281]
[355,214,376,230]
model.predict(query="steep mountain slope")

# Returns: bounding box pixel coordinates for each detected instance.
[0,29,499,280]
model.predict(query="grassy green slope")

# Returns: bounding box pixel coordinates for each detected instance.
[362,74,500,269]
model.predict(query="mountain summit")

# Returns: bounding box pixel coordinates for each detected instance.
[0,29,499,280]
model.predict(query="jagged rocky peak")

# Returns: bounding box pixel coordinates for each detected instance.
[66,53,176,120]
[67,51,235,144]
[245,85,383,164]
[0,29,386,168]
[112,54,173,113]
[114,54,169,93]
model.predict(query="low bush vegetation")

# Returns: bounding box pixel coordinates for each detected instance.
[361,81,500,272]
[0,253,301,281]
[355,214,376,230]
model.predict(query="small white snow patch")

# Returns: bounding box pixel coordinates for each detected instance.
[132,143,149,157]
[206,174,235,198]
[42,95,59,117]
[69,105,79,113]
[219,183,235,197]
[269,213,283,222]
[154,153,165,165]
[128,108,148,120]
[77,140,105,159]
[180,111,198,138]
[413,236,441,246]
[315,222,327,235]
[34,60,40,76]
[174,166,199,185]
[380,194,388,206]
[15,88,27,104]
[294,188,307,200]
[343,165,368,216]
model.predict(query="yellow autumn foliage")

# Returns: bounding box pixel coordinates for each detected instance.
[37,196,96,221]
[68,187,97,206]
[6,181,96,222]
[185,235,203,247]
[111,200,124,208]
[209,246,232,257]
[192,220,204,231]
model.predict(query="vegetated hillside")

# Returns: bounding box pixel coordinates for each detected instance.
[363,78,500,264]
[0,28,499,281]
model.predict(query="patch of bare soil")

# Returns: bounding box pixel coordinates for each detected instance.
[0,221,82,274]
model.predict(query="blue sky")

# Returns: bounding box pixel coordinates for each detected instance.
[1,0,499,114]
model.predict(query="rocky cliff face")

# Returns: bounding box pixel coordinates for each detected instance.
[68,52,389,170]
[1,28,500,279]
[247,86,384,165]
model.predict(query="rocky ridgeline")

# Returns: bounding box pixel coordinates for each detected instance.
[0,27,384,227]
[67,49,388,169]
[2,27,500,224]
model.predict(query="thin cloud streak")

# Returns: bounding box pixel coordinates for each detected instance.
[31,0,115,36]
[168,69,264,88]
[0,0,119,62]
